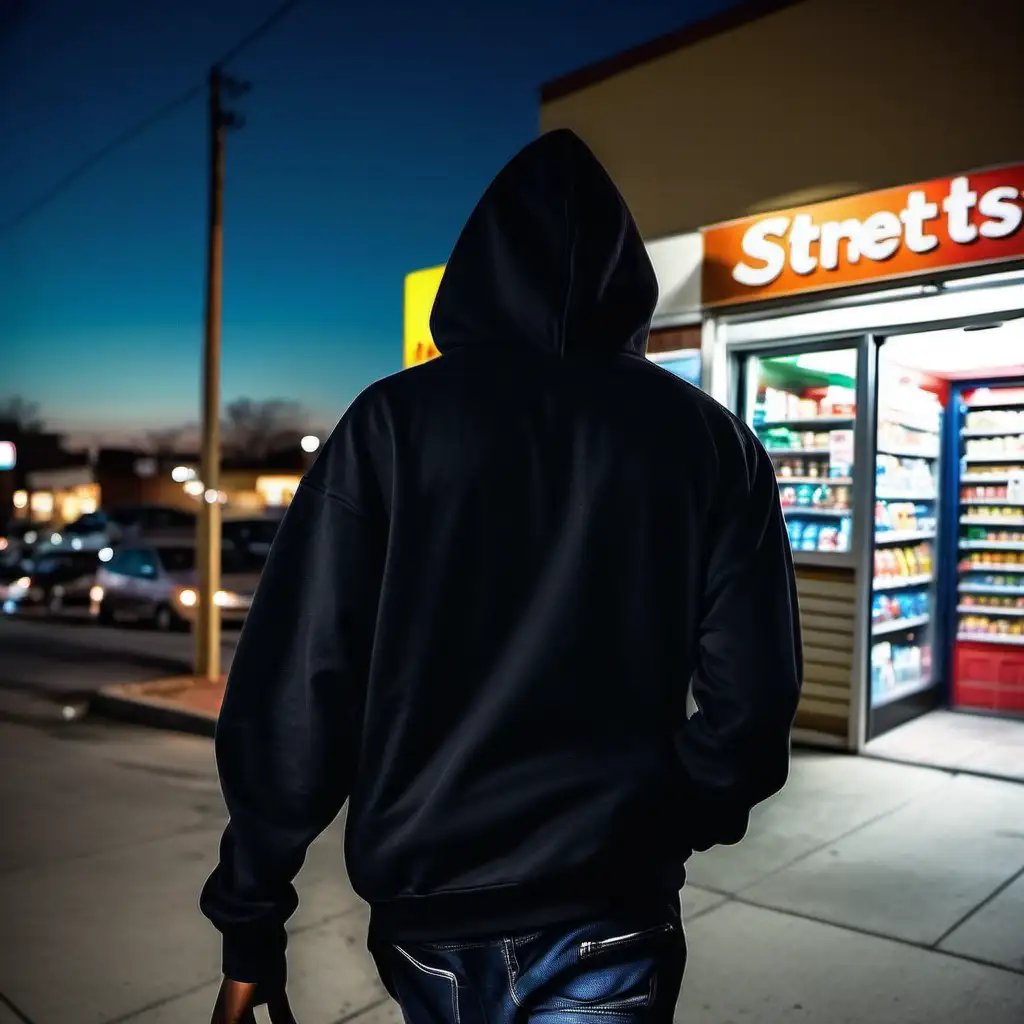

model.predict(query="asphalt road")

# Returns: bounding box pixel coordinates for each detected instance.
[0,615,238,719]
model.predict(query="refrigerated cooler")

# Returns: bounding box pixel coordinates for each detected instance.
[952,382,1024,713]
[742,347,857,555]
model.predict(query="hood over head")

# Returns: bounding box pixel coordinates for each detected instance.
[429,129,658,359]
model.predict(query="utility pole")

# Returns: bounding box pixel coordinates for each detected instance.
[195,65,248,683]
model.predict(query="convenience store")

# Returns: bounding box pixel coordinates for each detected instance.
[700,163,1024,766]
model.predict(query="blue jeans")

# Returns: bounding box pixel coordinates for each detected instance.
[370,913,687,1023]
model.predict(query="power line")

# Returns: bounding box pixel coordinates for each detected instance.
[0,0,305,238]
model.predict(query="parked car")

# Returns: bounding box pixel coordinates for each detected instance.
[1,549,101,618]
[0,520,50,566]
[90,540,264,631]
[50,506,196,552]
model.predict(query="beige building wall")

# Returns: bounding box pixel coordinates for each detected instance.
[540,0,1024,239]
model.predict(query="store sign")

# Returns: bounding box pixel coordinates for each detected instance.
[0,441,15,470]
[403,265,445,368]
[702,164,1024,307]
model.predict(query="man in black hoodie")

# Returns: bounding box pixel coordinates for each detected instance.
[202,129,802,1023]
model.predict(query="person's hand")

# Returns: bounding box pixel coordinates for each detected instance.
[210,977,298,1023]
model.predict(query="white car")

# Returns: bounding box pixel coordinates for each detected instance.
[90,539,263,631]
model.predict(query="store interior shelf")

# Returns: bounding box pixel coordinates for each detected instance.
[765,448,831,458]
[874,574,933,591]
[962,454,1024,464]
[960,516,1024,527]
[878,492,937,502]
[877,446,940,459]
[956,633,1024,646]
[960,583,1024,595]
[961,428,1024,438]
[960,540,1024,551]
[876,530,936,545]
[776,476,853,486]
[961,498,1024,507]
[961,474,1019,484]
[960,561,1024,573]
[873,614,930,637]
[879,414,941,434]
[958,605,1024,617]
[755,417,855,430]
[872,676,934,708]
[964,401,1024,412]
[783,506,850,518]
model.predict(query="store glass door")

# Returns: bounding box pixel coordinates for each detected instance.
[868,342,945,732]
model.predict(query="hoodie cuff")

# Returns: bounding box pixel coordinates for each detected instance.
[221,926,288,987]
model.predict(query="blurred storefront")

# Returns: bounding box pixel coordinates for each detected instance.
[15,450,305,528]
[532,0,1024,769]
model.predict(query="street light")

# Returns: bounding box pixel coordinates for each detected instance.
[300,434,320,453]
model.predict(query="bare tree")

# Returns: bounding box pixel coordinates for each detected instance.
[145,425,191,455]
[221,398,309,460]
[0,395,44,432]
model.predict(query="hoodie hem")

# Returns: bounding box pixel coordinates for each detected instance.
[366,864,685,944]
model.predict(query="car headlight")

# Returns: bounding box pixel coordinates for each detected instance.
[213,589,232,607]
[90,585,104,603]
[177,588,198,608]
[12,576,32,592]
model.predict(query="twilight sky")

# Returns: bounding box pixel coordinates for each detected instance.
[2,0,738,444]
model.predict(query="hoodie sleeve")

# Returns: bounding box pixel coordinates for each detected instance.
[199,418,387,986]
[677,420,803,851]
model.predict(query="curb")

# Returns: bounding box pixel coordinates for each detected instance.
[92,681,220,738]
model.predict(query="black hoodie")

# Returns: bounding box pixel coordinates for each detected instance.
[200,129,802,986]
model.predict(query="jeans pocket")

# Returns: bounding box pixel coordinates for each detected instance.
[392,945,462,1024]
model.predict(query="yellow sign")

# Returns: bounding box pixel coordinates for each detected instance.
[403,265,445,368]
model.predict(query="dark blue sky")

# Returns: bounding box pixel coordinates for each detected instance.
[2,0,736,442]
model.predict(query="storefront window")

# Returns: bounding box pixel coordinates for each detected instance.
[743,347,857,554]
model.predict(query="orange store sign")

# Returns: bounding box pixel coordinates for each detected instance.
[701,165,1024,307]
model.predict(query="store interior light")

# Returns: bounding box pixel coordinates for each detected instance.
[794,350,859,377]
[885,317,1024,376]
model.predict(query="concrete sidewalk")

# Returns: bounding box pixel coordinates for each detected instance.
[1,716,1022,1023]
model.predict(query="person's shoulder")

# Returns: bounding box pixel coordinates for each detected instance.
[633,357,757,442]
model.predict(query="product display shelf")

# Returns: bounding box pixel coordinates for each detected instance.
[873,573,933,592]
[960,540,1024,551]
[872,614,930,637]
[955,393,1024,649]
[870,391,943,712]
[961,497,1024,507]
[872,674,934,708]
[956,633,1024,646]
[758,417,854,430]
[962,473,1024,484]
[775,475,853,486]
[876,529,936,545]
[750,365,857,556]
[960,583,1024,595]
[958,605,1024,616]
[960,516,1024,527]
[959,561,1024,573]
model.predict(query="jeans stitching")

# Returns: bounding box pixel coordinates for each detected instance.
[501,938,522,1008]
[393,944,461,1024]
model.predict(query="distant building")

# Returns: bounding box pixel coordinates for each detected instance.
[14,443,309,527]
